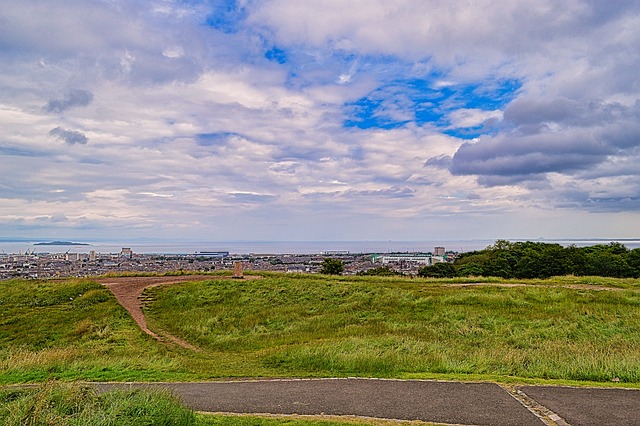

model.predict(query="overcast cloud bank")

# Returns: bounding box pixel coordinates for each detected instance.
[1,0,639,241]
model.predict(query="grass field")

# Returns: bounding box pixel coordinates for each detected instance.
[1,273,640,386]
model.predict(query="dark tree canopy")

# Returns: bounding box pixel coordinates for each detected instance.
[418,262,457,278]
[320,258,344,275]
[454,241,638,279]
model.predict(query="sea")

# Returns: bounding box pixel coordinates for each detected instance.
[1,239,640,255]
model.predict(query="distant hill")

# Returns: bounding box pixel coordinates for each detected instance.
[34,241,89,246]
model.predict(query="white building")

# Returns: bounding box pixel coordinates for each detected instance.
[65,253,81,261]
[373,253,445,265]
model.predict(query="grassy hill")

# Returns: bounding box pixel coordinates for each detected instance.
[1,273,640,386]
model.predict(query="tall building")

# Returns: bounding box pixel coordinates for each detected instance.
[66,253,81,261]
[434,246,445,256]
[120,248,133,258]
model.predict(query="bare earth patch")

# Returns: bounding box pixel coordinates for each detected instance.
[96,275,258,350]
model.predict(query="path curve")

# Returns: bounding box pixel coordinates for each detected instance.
[97,275,258,350]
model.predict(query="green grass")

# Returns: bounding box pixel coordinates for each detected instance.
[0,278,202,383]
[0,382,196,425]
[2,274,640,386]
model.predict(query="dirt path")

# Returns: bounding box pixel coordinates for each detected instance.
[97,275,221,350]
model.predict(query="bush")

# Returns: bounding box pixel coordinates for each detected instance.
[417,262,457,278]
[320,258,344,275]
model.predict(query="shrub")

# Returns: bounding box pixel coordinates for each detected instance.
[320,258,344,275]
[417,262,457,278]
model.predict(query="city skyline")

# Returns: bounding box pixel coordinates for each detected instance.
[2,1,640,242]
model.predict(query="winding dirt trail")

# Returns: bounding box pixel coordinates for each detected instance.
[96,275,213,350]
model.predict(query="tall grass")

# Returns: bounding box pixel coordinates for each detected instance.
[145,275,640,382]
[0,382,196,425]
[0,279,199,383]
[2,274,640,384]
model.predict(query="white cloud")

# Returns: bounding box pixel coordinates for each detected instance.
[448,109,503,129]
[1,1,640,242]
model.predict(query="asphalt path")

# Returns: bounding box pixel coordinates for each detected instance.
[520,385,640,426]
[97,378,544,425]
[94,378,640,426]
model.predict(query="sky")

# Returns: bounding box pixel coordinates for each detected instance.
[1,0,640,242]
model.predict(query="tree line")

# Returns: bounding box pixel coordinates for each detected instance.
[418,240,640,279]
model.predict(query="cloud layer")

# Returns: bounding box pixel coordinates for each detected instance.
[1,0,640,241]
[44,90,93,114]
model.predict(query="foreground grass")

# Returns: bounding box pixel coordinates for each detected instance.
[0,382,195,425]
[1,274,640,385]
[0,382,431,426]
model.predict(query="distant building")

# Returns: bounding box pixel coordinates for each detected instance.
[66,253,81,261]
[373,253,434,265]
[196,251,229,258]
[434,246,445,256]
[120,248,133,258]
[89,250,96,262]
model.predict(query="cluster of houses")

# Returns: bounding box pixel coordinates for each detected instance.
[0,247,458,279]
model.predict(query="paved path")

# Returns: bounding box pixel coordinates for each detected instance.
[95,379,640,426]
[520,386,640,426]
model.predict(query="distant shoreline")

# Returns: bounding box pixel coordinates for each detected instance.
[1,239,638,256]
[34,241,90,246]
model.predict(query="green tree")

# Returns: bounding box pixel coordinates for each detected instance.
[418,262,457,278]
[320,258,344,275]
[585,251,633,278]
[564,245,588,275]
[456,261,484,277]
[513,243,567,279]
[627,248,640,278]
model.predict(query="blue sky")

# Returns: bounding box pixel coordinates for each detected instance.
[1,0,640,242]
